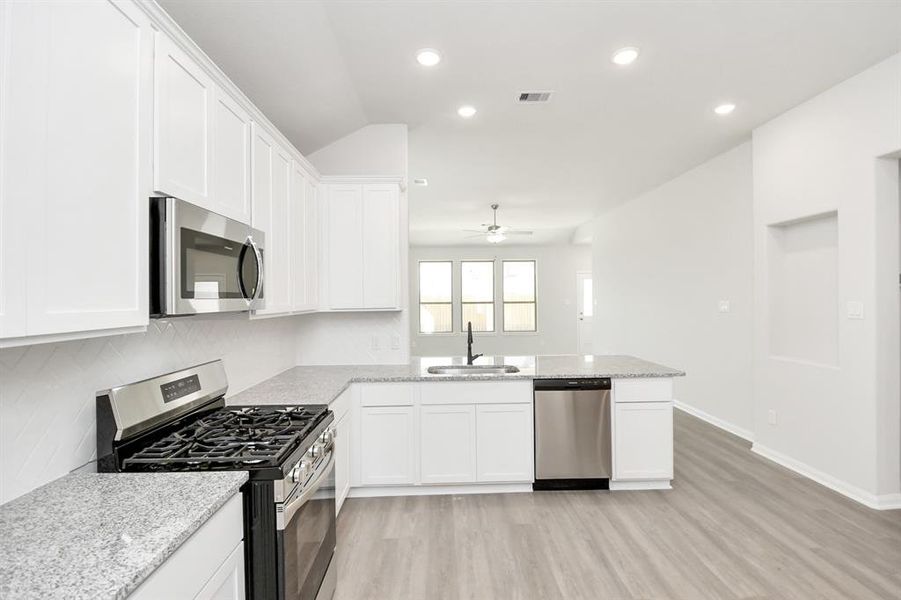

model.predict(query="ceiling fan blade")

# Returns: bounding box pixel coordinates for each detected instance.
[461,229,488,233]
[505,231,534,236]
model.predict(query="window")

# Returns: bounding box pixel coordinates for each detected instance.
[419,261,452,333]
[461,261,494,331]
[503,261,536,331]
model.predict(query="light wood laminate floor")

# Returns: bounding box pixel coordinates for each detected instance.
[334,411,901,599]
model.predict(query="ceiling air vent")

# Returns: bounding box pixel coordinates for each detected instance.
[516,91,553,103]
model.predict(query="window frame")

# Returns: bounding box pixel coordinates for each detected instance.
[460,259,496,333]
[417,260,454,334]
[501,259,538,333]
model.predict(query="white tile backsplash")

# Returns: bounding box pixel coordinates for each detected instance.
[0,314,301,504]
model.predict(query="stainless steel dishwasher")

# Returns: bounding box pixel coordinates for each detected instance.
[533,378,612,490]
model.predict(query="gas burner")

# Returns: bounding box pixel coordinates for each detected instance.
[122,404,328,471]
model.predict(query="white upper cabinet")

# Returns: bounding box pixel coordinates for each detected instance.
[251,125,292,316]
[290,164,309,311]
[210,89,251,223]
[153,32,213,206]
[155,33,252,224]
[303,178,320,311]
[0,0,152,342]
[362,184,400,309]
[326,184,363,309]
[323,181,401,311]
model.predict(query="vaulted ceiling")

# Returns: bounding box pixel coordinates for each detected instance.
[159,0,901,245]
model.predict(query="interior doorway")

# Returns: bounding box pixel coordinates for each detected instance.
[576,271,593,354]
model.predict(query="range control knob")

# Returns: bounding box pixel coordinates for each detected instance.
[290,462,308,483]
[310,443,322,460]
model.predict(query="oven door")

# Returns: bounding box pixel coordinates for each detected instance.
[277,454,336,600]
[160,198,265,316]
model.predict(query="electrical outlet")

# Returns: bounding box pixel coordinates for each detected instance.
[847,301,864,320]
[370,335,380,351]
[767,409,777,426]
[718,300,731,313]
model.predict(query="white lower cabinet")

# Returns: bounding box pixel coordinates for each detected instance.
[476,404,534,483]
[130,494,244,599]
[195,542,245,600]
[334,403,352,515]
[359,405,416,485]
[612,401,674,481]
[420,405,476,484]
[352,381,533,493]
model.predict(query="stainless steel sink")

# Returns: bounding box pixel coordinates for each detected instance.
[426,365,521,375]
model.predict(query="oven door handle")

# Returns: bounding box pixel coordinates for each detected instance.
[282,452,335,527]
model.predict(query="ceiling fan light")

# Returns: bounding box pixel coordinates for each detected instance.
[487,232,506,244]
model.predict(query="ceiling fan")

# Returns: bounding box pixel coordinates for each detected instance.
[463,204,534,244]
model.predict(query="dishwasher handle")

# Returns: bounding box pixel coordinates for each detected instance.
[533,378,611,391]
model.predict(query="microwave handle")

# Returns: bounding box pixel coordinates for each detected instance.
[248,235,264,301]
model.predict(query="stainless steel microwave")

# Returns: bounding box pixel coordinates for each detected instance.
[150,198,265,317]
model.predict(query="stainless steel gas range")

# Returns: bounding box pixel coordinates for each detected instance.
[96,360,336,600]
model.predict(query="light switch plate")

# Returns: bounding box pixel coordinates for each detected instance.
[718,300,730,313]
[847,301,864,320]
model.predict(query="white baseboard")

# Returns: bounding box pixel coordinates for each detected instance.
[348,483,533,498]
[609,480,671,491]
[751,443,901,511]
[674,400,754,442]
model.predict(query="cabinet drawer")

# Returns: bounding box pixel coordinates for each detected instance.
[359,383,417,406]
[613,378,673,403]
[420,381,532,405]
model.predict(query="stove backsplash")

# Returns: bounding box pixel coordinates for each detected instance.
[0,315,302,504]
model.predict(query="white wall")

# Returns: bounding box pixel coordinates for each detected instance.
[410,244,591,357]
[751,53,901,507]
[0,315,301,503]
[299,124,411,365]
[592,142,755,437]
[308,124,407,178]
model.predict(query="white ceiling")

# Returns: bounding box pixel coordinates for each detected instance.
[159,0,901,246]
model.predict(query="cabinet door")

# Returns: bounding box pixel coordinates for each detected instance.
[326,185,363,309]
[613,402,673,481]
[211,90,251,223]
[3,0,152,338]
[250,126,292,316]
[362,184,399,309]
[360,405,415,485]
[476,404,534,483]
[303,178,319,311]
[420,404,476,484]
[153,32,213,206]
[335,411,351,515]
[290,164,308,311]
[195,541,246,600]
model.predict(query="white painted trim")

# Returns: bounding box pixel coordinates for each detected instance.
[0,325,148,349]
[673,400,754,442]
[609,480,672,491]
[751,443,901,511]
[348,483,532,498]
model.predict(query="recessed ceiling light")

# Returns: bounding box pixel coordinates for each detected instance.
[714,103,736,115]
[457,105,477,118]
[416,48,441,67]
[611,47,640,66]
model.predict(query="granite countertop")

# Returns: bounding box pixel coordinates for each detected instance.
[0,471,248,600]
[227,354,684,407]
